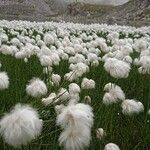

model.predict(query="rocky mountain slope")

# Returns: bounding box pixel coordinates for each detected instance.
[0,0,56,21]
[0,0,149,27]
[52,0,150,27]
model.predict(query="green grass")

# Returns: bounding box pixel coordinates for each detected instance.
[0,29,150,150]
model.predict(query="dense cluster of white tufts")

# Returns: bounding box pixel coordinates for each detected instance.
[44,33,54,45]
[0,20,150,149]
[81,78,95,89]
[103,83,125,105]
[104,143,120,150]
[121,99,144,115]
[104,58,130,78]
[56,102,93,150]
[26,78,47,97]
[0,72,9,90]
[0,104,43,148]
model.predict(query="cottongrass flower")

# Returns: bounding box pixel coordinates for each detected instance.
[56,88,70,103]
[0,45,14,56]
[24,57,28,63]
[0,72,9,90]
[104,58,130,78]
[84,96,92,104]
[69,83,81,95]
[56,103,94,150]
[121,99,144,115]
[44,33,54,45]
[104,143,120,150]
[0,104,43,148]
[103,83,125,105]
[81,78,95,90]
[26,78,47,98]
[39,55,52,67]
[51,74,61,86]
[42,93,56,106]
[96,128,106,140]
[138,56,150,74]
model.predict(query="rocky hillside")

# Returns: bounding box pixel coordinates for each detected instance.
[0,0,56,21]
[0,0,149,27]
[52,0,150,27]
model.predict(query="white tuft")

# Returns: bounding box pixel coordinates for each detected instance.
[26,78,47,97]
[56,103,94,150]
[103,83,125,105]
[104,58,130,78]
[121,99,144,115]
[0,104,43,148]
[0,72,9,90]
[81,78,95,89]
[104,143,120,150]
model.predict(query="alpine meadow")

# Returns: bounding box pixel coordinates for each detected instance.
[0,20,149,150]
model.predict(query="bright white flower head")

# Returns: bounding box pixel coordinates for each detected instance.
[39,55,52,67]
[96,128,106,140]
[104,143,120,150]
[26,78,47,97]
[64,46,75,55]
[138,56,150,74]
[57,88,70,103]
[51,74,61,86]
[121,99,144,115]
[69,83,80,95]
[42,93,56,106]
[103,83,125,105]
[133,39,148,52]
[87,53,99,63]
[0,45,14,56]
[81,78,95,89]
[84,96,92,104]
[104,58,130,78]
[0,104,43,148]
[70,93,80,103]
[56,103,93,150]
[44,33,54,45]
[0,72,9,90]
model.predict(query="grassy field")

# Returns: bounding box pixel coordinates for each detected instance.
[0,21,150,150]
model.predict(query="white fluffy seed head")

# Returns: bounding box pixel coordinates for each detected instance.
[104,58,130,78]
[103,83,125,105]
[0,104,43,148]
[26,78,47,98]
[44,33,54,45]
[96,128,106,140]
[81,78,95,90]
[104,143,120,150]
[121,99,144,115]
[84,96,92,104]
[51,74,61,86]
[0,72,9,90]
[42,93,56,106]
[69,83,80,95]
[57,88,70,103]
[56,103,94,150]
[39,55,52,66]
